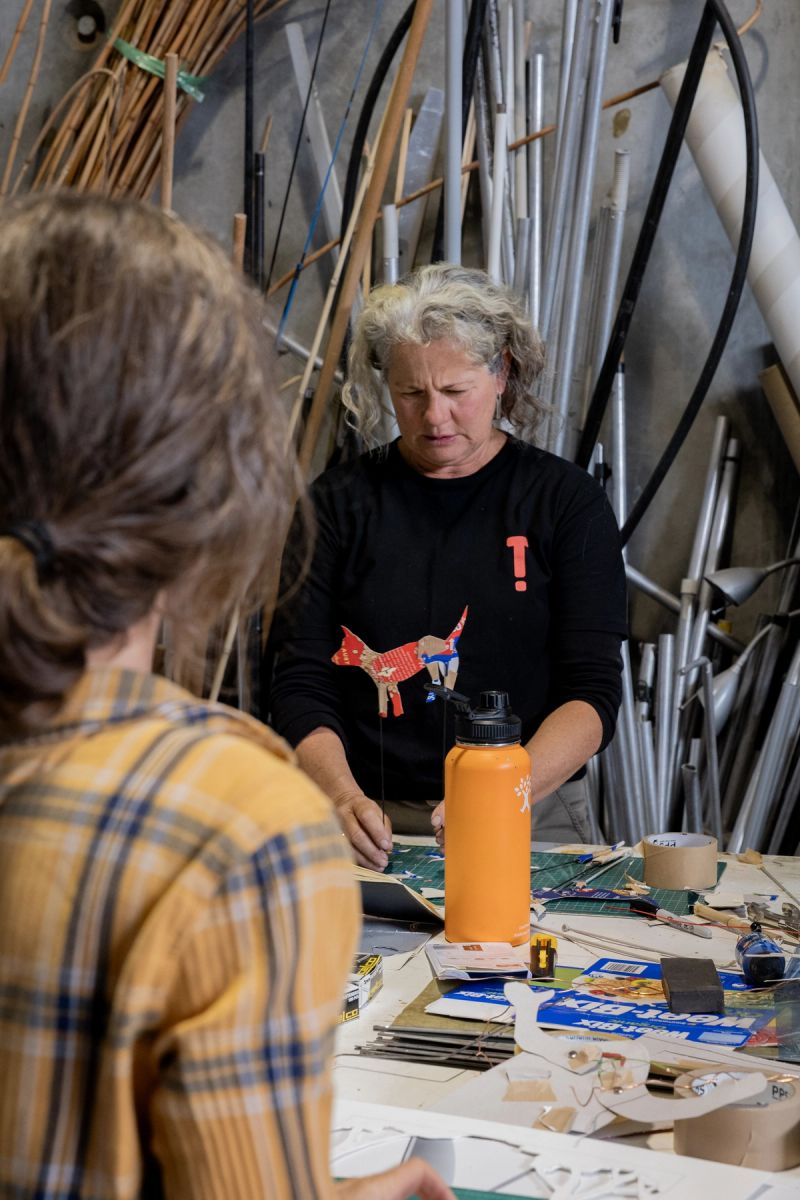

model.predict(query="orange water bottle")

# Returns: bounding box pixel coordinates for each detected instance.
[443,690,532,946]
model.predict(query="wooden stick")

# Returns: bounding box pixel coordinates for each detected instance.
[10,68,116,195]
[209,607,240,702]
[286,141,379,448]
[232,212,247,270]
[0,0,37,86]
[160,52,179,210]
[259,112,273,156]
[1,0,53,197]
[460,98,476,220]
[299,0,435,474]
[394,106,413,206]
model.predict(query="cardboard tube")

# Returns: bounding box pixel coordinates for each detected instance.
[642,833,718,889]
[674,1069,800,1171]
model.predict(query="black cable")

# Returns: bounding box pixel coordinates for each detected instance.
[339,2,416,246]
[430,0,489,263]
[575,2,719,470]
[264,0,333,294]
[619,0,759,544]
[244,0,255,275]
[333,2,415,381]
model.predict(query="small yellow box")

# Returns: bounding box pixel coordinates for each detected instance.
[339,953,384,1022]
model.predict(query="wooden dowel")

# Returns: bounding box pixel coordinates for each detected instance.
[1,0,54,197]
[299,0,435,474]
[0,0,37,86]
[232,212,247,271]
[160,52,179,210]
[394,106,413,206]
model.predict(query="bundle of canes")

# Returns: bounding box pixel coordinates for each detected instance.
[2,0,291,199]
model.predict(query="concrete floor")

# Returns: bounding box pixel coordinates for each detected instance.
[1,0,798,649]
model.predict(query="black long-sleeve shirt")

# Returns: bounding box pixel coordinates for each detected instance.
[270,438,628,802]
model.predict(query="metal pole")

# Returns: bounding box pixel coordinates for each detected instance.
[527,50,544,327]
[639,720,658,831]
[655,634,675,830]
[474,55,494,258]
[500,0,515,216]
[445,0,464,263]
[767,737,800,855]
[589,149,630,391]
[540,0,592,340]
[512,0,527,220]
[610,363,627,527]
[636,643,656,721]
[680,657,723,843]
[512,216,532,301]
[382,202,399,283]
[729,642,800,852]
[625,565,743,654]
[552,0,579,199]
[688,436,741,677]
[551,0,615,457]
[484,1,515,281]
[682,761,703,834]
[487,104,507,282]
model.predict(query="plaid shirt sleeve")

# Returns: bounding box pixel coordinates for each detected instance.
[147,787,358,1199]
[0,685,360,1200]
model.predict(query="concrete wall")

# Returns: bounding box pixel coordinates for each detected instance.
[1,0,797,650]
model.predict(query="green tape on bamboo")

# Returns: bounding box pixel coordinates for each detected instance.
[113,39,207,102]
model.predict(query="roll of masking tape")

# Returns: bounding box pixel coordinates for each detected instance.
[642,833,717,890]
[673,1069,800,1171]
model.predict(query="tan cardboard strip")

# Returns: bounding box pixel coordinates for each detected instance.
[673,1069,800,1171]
[642,833,718,889]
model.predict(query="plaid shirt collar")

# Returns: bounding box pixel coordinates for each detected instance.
[2,667,292,760]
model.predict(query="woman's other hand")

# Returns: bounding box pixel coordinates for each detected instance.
[335,1159,456,1200]
[335,791,393,870]
[431,801,445,849]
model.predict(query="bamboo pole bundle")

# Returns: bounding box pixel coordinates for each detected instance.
[2,0,290,200]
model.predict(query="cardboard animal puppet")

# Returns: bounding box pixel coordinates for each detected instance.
[332,607,468,717]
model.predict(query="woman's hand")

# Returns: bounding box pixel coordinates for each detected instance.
[334,790,393,871]
[335,1159,456,1200]
[431,801,445,849]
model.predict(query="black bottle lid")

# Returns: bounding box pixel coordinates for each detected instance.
[454,689,522,746]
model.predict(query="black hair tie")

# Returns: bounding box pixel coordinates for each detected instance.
[1,520,57,580]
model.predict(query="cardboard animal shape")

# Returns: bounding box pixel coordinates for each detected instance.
[332,607,468,717]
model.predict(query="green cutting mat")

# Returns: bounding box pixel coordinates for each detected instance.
[386,844,725,919]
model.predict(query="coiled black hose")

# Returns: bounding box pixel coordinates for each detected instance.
[576,0,759,550]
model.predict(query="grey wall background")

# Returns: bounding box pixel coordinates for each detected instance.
[1,0,797,653]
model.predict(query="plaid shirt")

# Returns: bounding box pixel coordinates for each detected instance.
[0,668,359,1199]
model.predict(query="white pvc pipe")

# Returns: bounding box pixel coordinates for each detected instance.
[487,104,508,282]
[512,0,527,220]
[444,0,463,264]
[527,51,544,327]
[661,50,800,404]
[381,203,399,284]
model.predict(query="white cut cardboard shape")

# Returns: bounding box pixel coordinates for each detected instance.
[504,982,768,1126]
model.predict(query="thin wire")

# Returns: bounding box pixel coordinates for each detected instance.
[264,0,334,293]
[378,709,386,833]
[275,0,386,338]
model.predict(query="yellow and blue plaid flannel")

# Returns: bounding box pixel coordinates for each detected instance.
[0,667,359,1199]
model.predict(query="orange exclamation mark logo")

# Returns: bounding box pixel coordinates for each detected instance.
[506,535,528,591]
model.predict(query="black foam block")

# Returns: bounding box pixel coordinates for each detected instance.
[660,956,724,1015]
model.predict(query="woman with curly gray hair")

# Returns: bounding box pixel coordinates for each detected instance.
[271,263,627,868]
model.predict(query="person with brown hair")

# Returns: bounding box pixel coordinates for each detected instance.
[0,194,452,1200]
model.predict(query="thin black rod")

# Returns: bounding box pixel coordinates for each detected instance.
[575,3,719,470]
[244,0,255,276]
[619,0,759,543]
[430,0,489,263]
[264,0,333,293]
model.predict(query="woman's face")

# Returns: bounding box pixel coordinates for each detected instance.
[386,339,508,478]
